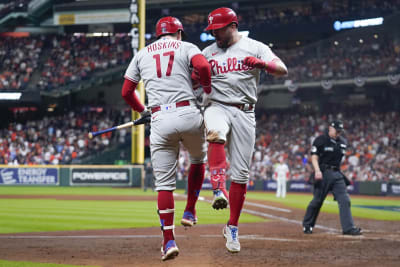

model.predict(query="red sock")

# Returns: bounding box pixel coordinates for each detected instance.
[208,142,227,195]
[185,163,205,214]
[157,190,174,247]
[228,182,247,226]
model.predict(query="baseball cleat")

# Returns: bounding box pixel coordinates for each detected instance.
[161,240,179,261]
[343,227,362,236]
[303,226,313,234]
[212,189,228,210]
[181,211,198,227]
[223,225,240,253]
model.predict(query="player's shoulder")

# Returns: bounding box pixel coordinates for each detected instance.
[181,40,200,50]
[338,135,348,145]
[313,134,327,145]
[202,42,217,55]
[242,36,268,48]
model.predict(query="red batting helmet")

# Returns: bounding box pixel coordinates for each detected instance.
[156,16,184,38]
[205,7,238,31]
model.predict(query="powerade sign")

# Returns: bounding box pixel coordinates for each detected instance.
[71,169,130,185]
[0,167,58,185]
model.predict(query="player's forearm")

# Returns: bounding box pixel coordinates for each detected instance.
[266,59,288,77]
[121,78,145,112]
[311,155,320,173]
[191,54,212,94]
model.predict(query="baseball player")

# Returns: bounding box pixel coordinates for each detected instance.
[274,156,289,198]
[121,17,211,261]
[200,7,288,253]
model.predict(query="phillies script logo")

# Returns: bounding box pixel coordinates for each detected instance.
[209,58,253,75]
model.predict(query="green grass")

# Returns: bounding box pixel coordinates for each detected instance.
[0,260,97,267]
[0,187,265,234]
[246,192,400,221]
[0,187,398,234]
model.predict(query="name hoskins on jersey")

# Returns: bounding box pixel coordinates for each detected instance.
[124,38,201,107]
[146,40,181,53]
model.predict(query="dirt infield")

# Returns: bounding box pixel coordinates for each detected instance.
[0,194,399,267]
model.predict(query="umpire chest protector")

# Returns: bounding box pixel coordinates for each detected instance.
[311,133,347,168]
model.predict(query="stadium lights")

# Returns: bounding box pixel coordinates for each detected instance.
[333,17,383,31]
[0,92,22,100]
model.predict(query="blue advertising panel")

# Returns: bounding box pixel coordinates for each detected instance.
[0,167,58,185]
[201,178,213,190]
[289,180,312,193]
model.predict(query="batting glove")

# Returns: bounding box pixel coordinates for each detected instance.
[191,69,200,89]
[140,107,151,117]
[243,56,266,69]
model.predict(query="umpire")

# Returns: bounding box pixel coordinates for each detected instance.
[303,120,362,235]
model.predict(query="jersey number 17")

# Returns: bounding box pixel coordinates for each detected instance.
[153,51,175,78]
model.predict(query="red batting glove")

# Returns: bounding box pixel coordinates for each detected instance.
[191,69,200,81]
[243,56,266,69]
[191,70,200,89]
[203,85,211,94]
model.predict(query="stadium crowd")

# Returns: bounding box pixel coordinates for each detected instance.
[179,0,400,30]
[0,106,398,182]
[0,107,130,165]
[1,31,397,91]
[177,109,400,182]
[0,36,44,90]
[37,35,132,91]
[262,35,400,84]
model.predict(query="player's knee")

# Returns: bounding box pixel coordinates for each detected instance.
[206,130,225,143]
[231,176,248,184]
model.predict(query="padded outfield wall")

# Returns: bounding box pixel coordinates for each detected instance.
[0,165,143,187]
[0,165,399,196]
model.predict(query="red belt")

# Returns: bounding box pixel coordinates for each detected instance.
[151,100,191,113]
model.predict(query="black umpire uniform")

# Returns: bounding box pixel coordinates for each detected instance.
[303,120,362,235]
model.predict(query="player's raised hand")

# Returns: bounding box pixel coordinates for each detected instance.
[243,56,266,69]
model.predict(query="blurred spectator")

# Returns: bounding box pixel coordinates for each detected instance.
[0,107,129,165]
[176,109,400,182]
[0,36,44,90]
[37,35,132,91]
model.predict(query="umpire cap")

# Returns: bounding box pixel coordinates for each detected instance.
[330,120,344,131]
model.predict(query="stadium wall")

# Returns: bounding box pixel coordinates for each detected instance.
[0,165,144,187]
[0,165,399,196]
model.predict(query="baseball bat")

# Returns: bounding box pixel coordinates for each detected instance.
[88,115,151,139]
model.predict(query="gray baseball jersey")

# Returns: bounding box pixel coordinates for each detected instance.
[124,37,207,191]
[203,36,278,183]
[124,38,201,107]
[202,36,278,104]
